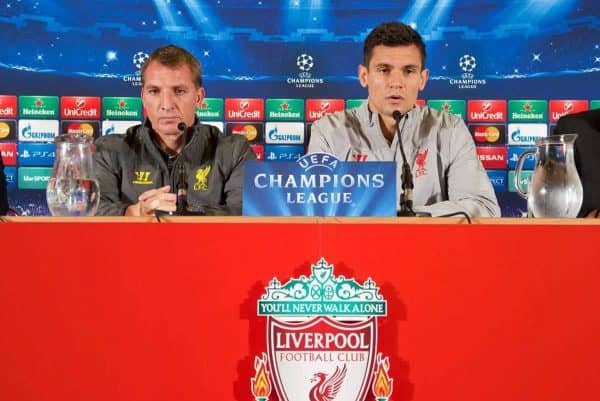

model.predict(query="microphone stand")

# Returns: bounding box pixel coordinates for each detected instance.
[159,122,205,216]
[393,111,416,217]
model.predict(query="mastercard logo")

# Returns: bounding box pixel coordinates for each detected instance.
[231,124,257,141]
[0,122,10,139]
[67,123,95,137]
[473,126,500,143]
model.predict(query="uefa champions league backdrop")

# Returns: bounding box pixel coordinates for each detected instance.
[0,0,599,216]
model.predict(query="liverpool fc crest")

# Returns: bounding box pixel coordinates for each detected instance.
[251,257,394,401]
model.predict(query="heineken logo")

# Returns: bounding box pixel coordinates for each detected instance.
[251,258,393,401]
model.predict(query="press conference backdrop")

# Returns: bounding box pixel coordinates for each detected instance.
[1,0,599,216]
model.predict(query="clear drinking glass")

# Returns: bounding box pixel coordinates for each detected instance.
[515,134,583,218]
[46,134,99,216]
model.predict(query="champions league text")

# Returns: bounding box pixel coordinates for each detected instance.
[253,173,385,205]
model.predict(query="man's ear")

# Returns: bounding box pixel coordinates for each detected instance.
[358,64,368,88]
[419,68,430,91]
[196,87,206,107]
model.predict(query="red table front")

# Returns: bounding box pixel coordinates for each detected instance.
[0,218,599,401]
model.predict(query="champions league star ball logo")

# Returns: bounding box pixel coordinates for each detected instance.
[251,258,394,401]
[459,54,477,73]
[132,51,150,70]
[123,51,149,87]
[450,53,486,89]
[296,54,314,72]
[288,53,323,89]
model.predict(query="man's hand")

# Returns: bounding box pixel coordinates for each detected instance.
[125,185,176,216]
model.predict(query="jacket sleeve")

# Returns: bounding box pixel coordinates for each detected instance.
[93,137,130,216]
[307,121,334,154]
[0,158,8,216]
[414,118,501,218]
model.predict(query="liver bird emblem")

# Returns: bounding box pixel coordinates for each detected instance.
[308,364,347,401]
[193,165,211,191]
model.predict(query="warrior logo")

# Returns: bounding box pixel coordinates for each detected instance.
[252,258,394,401]
[132,171,152,185]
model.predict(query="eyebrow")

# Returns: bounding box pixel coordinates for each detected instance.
[373,63,421,69]
[144,84,190,90]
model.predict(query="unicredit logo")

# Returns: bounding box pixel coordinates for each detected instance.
[63,108,98,117]
[0,106,14,116]
[469,111,504,120]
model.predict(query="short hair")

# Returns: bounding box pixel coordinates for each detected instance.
[363,22,427,68]
[141,44,203,88]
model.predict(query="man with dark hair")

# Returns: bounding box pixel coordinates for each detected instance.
[93,45,256,216]
[308,22,499,217]
[0,157,8,215]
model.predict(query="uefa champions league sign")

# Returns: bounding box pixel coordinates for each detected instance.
[242,153,396,216]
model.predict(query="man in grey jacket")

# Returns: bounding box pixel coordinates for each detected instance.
[94,45,255,216]
[308,22,500,217]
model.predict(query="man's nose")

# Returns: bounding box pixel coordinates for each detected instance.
[389,70,405,88]
[160,92,175,110]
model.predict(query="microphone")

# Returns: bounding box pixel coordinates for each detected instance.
[393,110,416,217]
[176,121,188,213]
[176,163,187,213]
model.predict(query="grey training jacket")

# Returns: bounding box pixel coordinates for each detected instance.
[93,120,256,216]
[307,102,500,217]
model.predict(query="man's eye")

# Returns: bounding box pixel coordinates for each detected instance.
[176,89,186,95]
[378,68,390,74]
[148,89,158,95]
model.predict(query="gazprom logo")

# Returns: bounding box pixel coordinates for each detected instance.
[18,119,59,142]
[507,123,547,145]
[102,120,139,136]
[265,122,305,144]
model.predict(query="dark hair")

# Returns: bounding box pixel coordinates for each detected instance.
[141,44,203,87]
[363,22,427,68]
